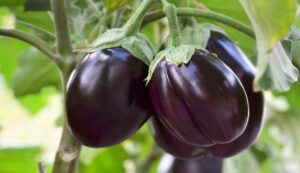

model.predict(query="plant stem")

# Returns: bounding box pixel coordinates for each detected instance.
[52,122,81,173]
[50,0,81,173]
[52,67,80,173]
[50,0,73,56]
[142,7,255,38]
[161,0,182,47]
[122,0,157,35]
[0,29,59,61]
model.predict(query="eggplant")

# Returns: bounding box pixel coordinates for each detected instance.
[206,31,265,157]
[66,47,151,147]
[148,50,249,147]
[150,117,206,159]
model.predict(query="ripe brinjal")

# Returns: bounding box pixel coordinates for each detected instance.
[66,47,151,147]
[148,50,249,147]
[150,117,206,159]
[206,31,264,157]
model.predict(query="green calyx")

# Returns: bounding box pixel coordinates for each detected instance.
[181,23,225,49]
[87,29,155,65]
[145,45,198,83]
[146,1,198,83]
[80,0,157,65]
[146,21,226,83]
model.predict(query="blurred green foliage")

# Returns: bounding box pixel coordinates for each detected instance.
[1,0,300,173]
[0,147,42,173]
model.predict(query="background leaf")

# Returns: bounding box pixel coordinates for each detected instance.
[224,151,260,173]
[181,24,211,49]
[291,39,300,66]
[0,0,25,7]
[0,147,42,173]
[2,1,300,173]
[18,87,58,114]
[0,38,30,85]
[254,43,299,91]
[24,0,51,11]
[102,0,133,12]
[12,48,61,97]
[79,146,128,173]
[194,0,256,56]
[15,7,55,37]
[274,78,300,109]
[239,0,298,91]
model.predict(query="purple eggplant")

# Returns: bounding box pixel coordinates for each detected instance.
[66,47,151,147]
[150,117,206,159]
[206,31,264,157]
[148,50,249,147]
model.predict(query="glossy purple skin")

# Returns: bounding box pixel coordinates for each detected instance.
[162,155,223,173]
[150,117,206,159]
[149,50,249,147]
[206,32,264,157]
[66,48,151,147]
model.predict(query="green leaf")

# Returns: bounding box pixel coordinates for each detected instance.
[90,28,126,50]
[12,48,61,97]
[196,0,255,56]
[102,0,133,12]
[256,113,300,173]
[140,22,164,50]
[182,23,224,49]
[0,0,25,7]
[80,146,128,173]
[15,7,55,36]
[121,33,155,65]
[18,87,58,114]
[240,0,296,48]
[145,45,195,83]
[281,40,293,57]
[164,46,195,65]
[261,159,289,173]
[254,43,299,91]
[291,39,300,66]
[198,0,250,24]
[239,0,298,91]
[0,147,42,173]
[24,0,51,11]
[275,80,300,109]
[89,29,155,65]
[0,8,14,29]
[80,147,103,166]
[182,25,210,49]
[127,124,157,167]
[0,0,51,11]
[224,151,260,173]
[0,38,30,85]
